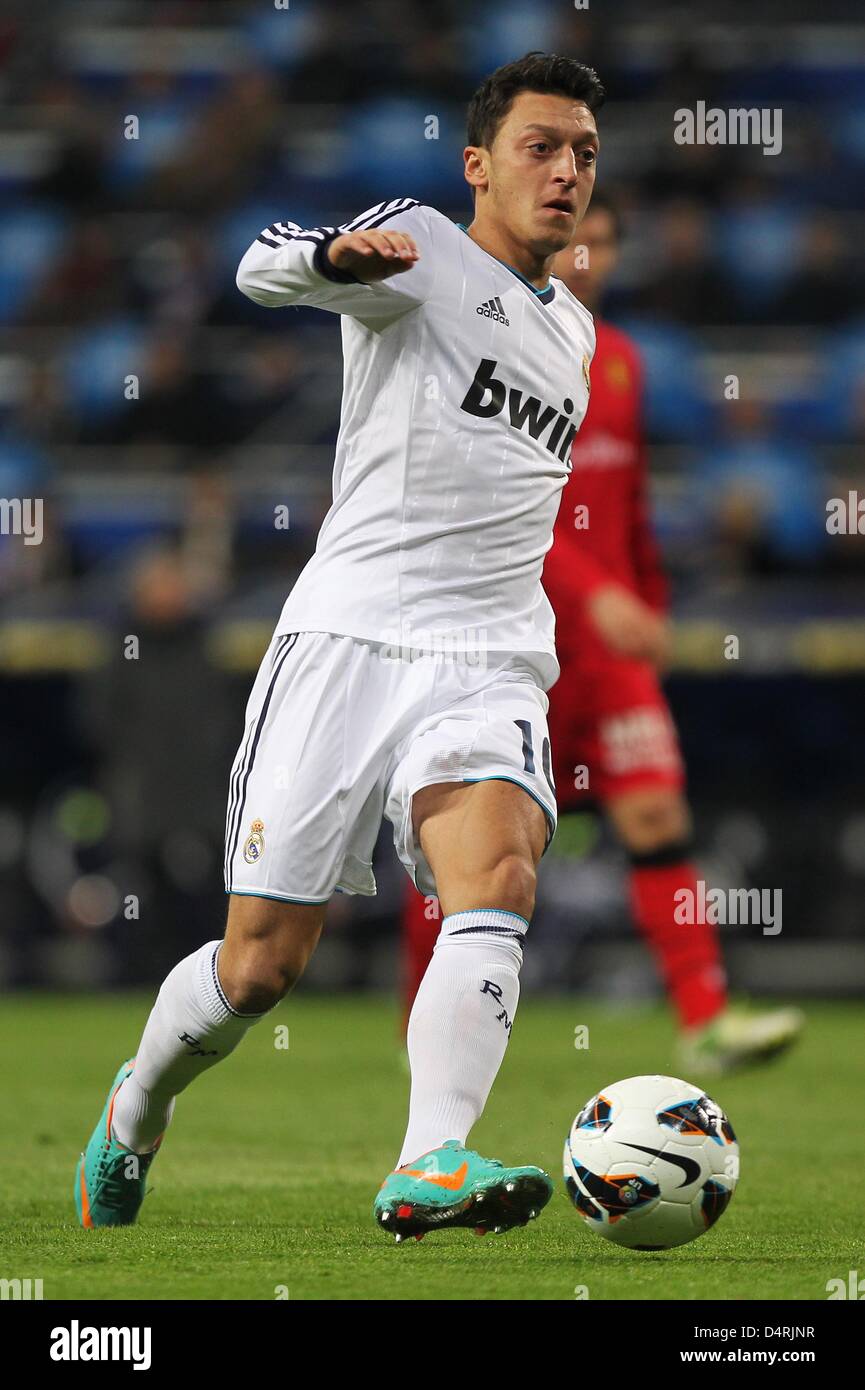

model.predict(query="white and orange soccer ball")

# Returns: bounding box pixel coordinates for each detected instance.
[563,1074,739,1250]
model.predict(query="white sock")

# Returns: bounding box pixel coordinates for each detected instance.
[111,939,267,1152]
[397,909,526,1167]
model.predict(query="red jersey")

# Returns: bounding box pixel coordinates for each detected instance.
[543,319,668,659]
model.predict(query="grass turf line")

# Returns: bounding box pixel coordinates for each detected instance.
[0,995,862,1301]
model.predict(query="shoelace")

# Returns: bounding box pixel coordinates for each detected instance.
[463,1150,503,1170]
[95,1143,153,1211]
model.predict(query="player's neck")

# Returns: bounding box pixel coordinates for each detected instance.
[463,218,553,291]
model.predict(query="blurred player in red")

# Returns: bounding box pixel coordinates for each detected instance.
[400,191,802,1076]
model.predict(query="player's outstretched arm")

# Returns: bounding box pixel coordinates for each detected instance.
[235,199,434,321]
[326,229,419,282]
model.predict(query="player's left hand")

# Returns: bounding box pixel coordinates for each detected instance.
[587,583,672,669]
[327,229,420,283]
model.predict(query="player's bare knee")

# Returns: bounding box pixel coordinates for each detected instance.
[222,953,293,1013]
[222,928,314,1011]
[485,851,537,920]
[222,896,324,1012]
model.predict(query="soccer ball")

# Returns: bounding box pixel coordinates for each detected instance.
[563,1074,739,1250]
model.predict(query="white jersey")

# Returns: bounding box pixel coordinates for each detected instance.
[236,197,595,691]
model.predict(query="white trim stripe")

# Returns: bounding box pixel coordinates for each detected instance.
[255,200,419,250]
[338,197,419,234]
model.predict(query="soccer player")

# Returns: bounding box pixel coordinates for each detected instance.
[75,53,604,1241]
[401,193,804,1076]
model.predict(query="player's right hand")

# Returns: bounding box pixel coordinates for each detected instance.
[327,230,420,283]
[587,583,672,667]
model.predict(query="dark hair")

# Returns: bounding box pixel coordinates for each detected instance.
[467,51,605,150]
[582,187,622,241]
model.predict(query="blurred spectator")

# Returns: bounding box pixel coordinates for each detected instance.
[33,77,112,211]
[25,219,125,326]
[76,544,234,969]
[635,199,730,325]
[774,215,863,326]
[696,399,828,575]
[142,70,283,215]
[95,334,235,453]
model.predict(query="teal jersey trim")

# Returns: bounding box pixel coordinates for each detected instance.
[456,223,556,303]
[462,775,557,854]
[226,887,331,905]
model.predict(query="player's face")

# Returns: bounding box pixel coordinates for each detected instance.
[474,91,599,257]
[551,207,619,304]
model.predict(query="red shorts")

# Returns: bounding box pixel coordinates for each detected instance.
[548,649,685,810]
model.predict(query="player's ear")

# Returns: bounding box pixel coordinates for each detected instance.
[463,146,489,195]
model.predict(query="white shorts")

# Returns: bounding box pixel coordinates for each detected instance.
[224,630,558,902]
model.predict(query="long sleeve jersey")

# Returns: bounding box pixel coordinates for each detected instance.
[236,198,596,691]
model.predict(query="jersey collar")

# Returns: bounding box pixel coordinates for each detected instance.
[456,223,556,306]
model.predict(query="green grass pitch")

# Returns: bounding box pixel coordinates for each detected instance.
[0,994,862,1301]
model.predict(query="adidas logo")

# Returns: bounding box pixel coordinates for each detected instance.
[476,296,510,326]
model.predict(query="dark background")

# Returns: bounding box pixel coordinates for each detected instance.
[0,0,863,998]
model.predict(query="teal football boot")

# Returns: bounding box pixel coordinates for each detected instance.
[75,1059,161,1228]
[374,1139,553,1242]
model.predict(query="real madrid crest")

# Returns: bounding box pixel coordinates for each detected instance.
[243,819,265,864]
[582,353,591,394]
